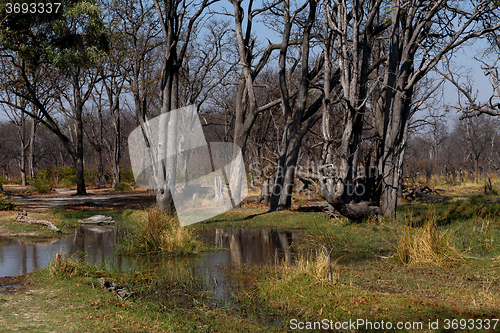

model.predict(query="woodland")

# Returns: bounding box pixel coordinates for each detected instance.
[1,0,500,219]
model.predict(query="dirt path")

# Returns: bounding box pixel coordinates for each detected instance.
[3,185,153,212]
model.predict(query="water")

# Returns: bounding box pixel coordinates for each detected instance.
[0,226,126,277]
[0,226,304,304]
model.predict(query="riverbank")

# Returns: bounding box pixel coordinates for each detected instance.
[0,193,499,331]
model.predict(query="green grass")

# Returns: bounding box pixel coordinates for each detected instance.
[0,258,274,332]
[0,211,73,237]
[2,190,500,331]
[50,206,144,231]
[195,207,334,232]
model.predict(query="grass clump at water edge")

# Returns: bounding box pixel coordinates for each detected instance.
[395,209,463,266]
[120,209,207,256]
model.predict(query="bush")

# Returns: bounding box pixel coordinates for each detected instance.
[58,165,76,187]
[48,255,106,279]
[57,166,97,187]
[32,169,54,194]
[120,169,135,184]
[84,169,97,185]
[0,194,14,210]
[114,182,131,191]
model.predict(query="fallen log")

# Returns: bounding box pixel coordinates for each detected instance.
[15,211,61,232]
[405,187,451,202]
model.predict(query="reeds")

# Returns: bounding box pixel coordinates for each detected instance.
[123,209,206,256]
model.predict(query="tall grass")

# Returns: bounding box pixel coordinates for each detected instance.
[273,250,338,284]
[48,255,107,278]
[439,199,500,224]
[121,209,207,256]
[395,209,463,266]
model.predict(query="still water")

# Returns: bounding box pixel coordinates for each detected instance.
[0,225,304,303]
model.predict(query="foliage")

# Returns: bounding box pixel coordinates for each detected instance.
[121,209,206,256]
[120,169,135,184]
[32,169,55,194]
[114,182,131,191]
[395,209,463,266]
[58,165,77,187]
[56,165,96,187]
[0,0,109,73]
[49,256,100,278]
[276,251,337,285]
[0,194,14,210]
[84,168,97,185]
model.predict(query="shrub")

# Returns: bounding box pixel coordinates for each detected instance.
[120,169,135,184]
[395,209,462,266]
[0,194,14,211]
[114,182,131,191]
[32,169,54,194]
[84,169,97,185]
[57,166,98,187]
[58,165,77,187]
[122,209,206,256]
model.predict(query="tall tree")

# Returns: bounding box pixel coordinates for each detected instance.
[151,0,217,212]
[0,0,109,195]
[377,0,500,217]
[269,0,326,210]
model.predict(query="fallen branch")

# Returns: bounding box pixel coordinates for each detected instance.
[15,211,61,232]
[98,277,134,300]
[404,186,451,202]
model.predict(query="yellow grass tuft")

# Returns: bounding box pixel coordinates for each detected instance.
[278,250,338,284]
[395,209,463,266]
[125,209,206,256]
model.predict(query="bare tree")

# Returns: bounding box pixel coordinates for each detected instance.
[152,0,218,212]
[374,0,500,217]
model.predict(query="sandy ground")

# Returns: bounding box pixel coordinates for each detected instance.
[3,185,154,212]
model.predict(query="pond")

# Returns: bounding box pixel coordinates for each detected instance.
[0,225,304,304]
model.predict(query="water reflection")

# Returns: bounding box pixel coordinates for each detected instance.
[195,228,304,305]
[0,226,303,304]
[213,228,303,266]
[0,226,127,277]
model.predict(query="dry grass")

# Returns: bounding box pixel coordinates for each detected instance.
[276,250,338,284]
[123,209,207,256]
[395,208,463,266]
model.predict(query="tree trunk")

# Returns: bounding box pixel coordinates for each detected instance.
[270,134,301,211]
[28,116,36,181]
[111,100,121,189]
[20,140,26,187]
[74,96,87,195]
[156,105,177,213]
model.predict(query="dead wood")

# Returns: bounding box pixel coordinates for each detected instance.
[15,211,61,232]
[404,186,450,202]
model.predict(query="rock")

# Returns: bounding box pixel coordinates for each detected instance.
[78,215,115,225]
